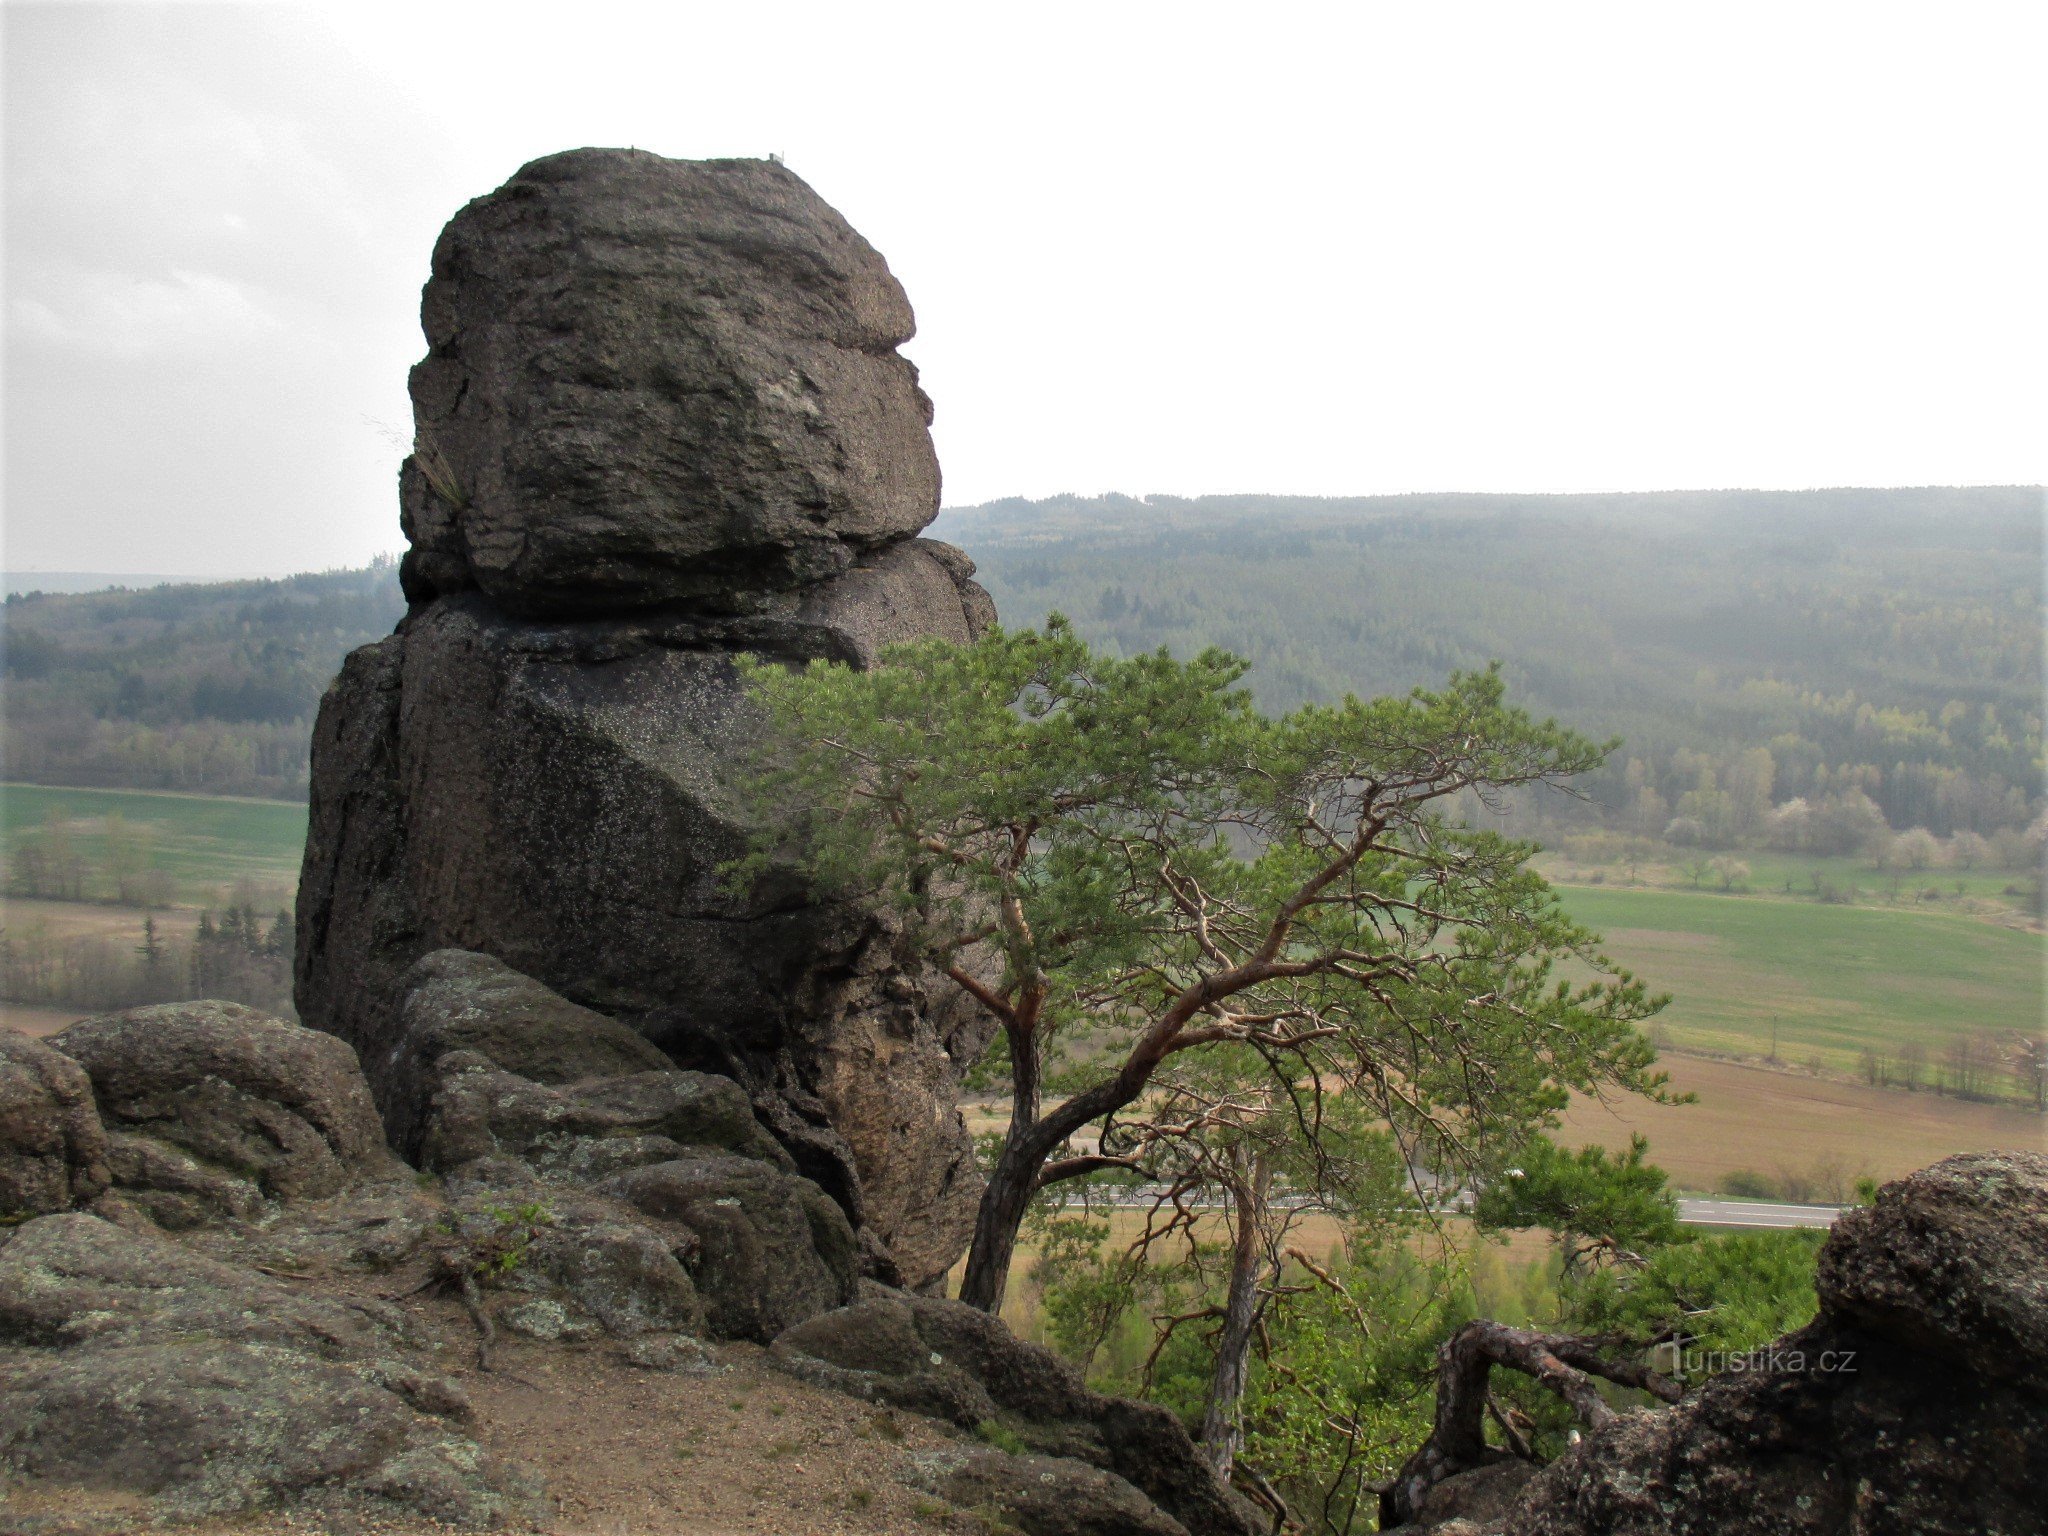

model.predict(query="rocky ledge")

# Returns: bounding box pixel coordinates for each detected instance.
[1,977,1255,1535]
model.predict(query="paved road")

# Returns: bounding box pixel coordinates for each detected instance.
[1678,1198,1844,1229]
[1056,1187,1848,1229]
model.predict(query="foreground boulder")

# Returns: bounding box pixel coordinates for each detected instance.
[46,1003,402,1228]
[1812,1147,2046,1386]
[0,1213,535,1528]
[773,1289,1260,1536]
[1394,1150,2048,1535]
[419,1047,788,1180]
[298,149,997,1290]
[598,1154,857,1341]
[400,981,859,1345]
[902,1445,1192,1536]
[0,1031,108,1219]
[383,947,677,1157]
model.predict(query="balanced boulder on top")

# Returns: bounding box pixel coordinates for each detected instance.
[401,148,943,617]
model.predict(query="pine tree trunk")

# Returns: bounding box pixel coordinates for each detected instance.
[958,1020,1043,1313]
[1198,1153,1270,1479]
[957,1146,1037,1312]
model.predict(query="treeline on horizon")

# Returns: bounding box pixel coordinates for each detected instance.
[1,556,406,800]
[934,486,2045,849]
[1,488,2041,853]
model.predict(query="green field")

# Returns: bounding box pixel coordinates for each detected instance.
[1,783,306,906]
[1557,883,2045,1073]
[1542,847,2035,911]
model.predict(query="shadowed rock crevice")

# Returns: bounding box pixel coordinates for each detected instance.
[297,147,996,1290]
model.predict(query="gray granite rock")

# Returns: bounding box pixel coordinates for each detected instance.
[399,148,940,617]
[48,1003,402,1228]
[0,1031,107,1219]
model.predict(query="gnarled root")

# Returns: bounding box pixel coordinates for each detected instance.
[1379,1320,1683,1529]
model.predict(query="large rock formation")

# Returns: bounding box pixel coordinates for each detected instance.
[398,149,942,619]
[297,149,996,1290]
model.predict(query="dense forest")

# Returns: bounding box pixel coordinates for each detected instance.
[3,490,2041,854]
[1,558,405,799]
[934,487,2045,850]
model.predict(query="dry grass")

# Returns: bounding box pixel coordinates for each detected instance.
[1562,1052,2046,1192]
[0,1003,88,1037]
[0,896,203,942]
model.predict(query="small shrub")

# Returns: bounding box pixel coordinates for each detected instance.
[1717,1169,1776,1199]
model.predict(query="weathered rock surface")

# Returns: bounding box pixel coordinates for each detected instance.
[0,1032,107,1219]
[0,1213,534,1528]
[447,1190,708,1344]
[599,1153,858,1342]
[772,1289,1260,1536]
[903,1445,1192,1536]
[410,1036,854,1345]
[299,148,998,1290]
[399,148,940,618]
[1396,1150,2048,1535]
[419,1048,787,1179]
[384,947,676,1156]
[1812,1146,2047,1386]
[46,1003,402,1229]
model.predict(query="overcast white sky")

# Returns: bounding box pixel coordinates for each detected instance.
[3,1,2043,577]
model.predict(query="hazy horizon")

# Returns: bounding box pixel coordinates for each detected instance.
[4,481,2039,591]
[6,3,2043,579]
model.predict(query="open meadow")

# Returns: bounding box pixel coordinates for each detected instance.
[1561,1053,2044,1194]
[2,782,306,906]
[1554,883,2044,1077]
[2,784,303,1023]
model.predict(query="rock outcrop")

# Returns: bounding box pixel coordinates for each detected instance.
[0,984,857,1526]
[297,148,995,1290]
[384,947,677,1158]
[1392,1150,2048,1536]
[0,1211,537,1528]
[772,1288,1262,1536]
[399,961,863,1347]
[43,1003,403,1229]
[0,1031,108,1218]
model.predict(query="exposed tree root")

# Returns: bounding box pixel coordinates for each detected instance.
[1380,1320,1683,1529]
[457,1270,497,1373]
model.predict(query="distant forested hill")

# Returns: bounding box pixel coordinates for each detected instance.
[4,489,2041,839]
[933,487,2044,842]
[2,560,405,799]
